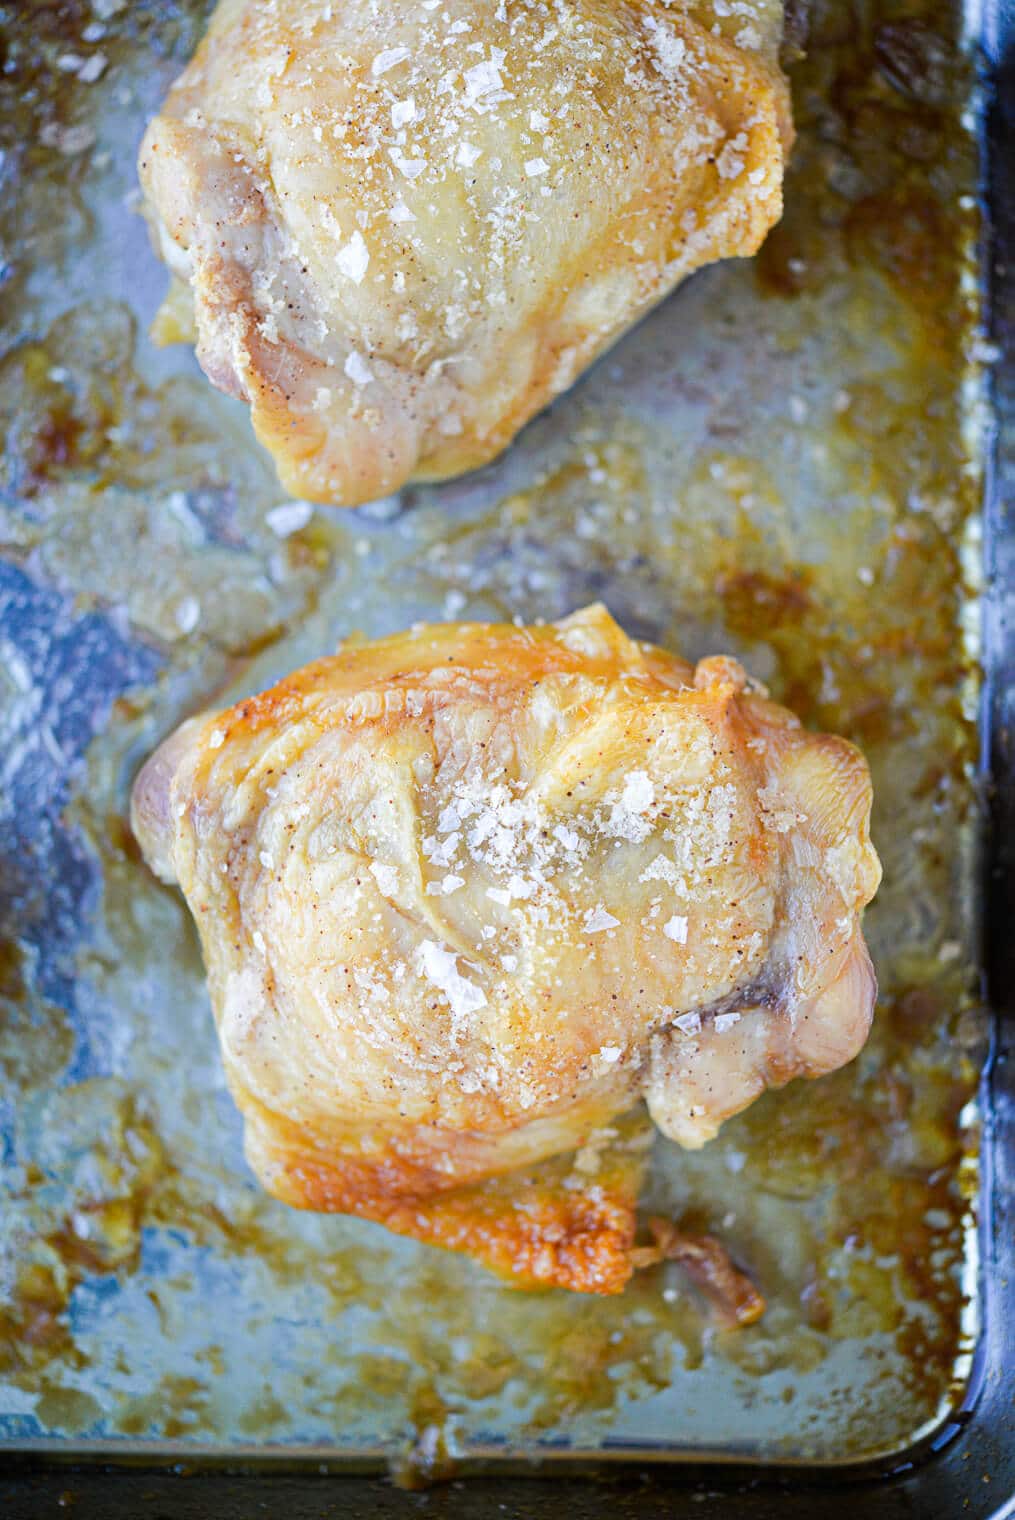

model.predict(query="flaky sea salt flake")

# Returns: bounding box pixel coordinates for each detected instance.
[370,861,398,896]
[464,50,505,105]
[390,148,426,180]
[372,46,410,77]
[622,770,654,812]
[344,350,374,386]
[336,231,370,283]
[417,940,487,1023]
[584,905,620,934]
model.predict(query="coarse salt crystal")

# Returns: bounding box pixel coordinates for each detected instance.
[259,851,274,871]
[391,97,416,129]
[598,1044,623,1063]
[251,930,267,955]
[529,109,550,130]
[389,199,416,223]
[674,1011,702,1035]
[524,157,550,177]
[663,915,688,944]
[714,1011,742,1033]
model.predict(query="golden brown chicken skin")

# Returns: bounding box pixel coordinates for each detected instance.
[138,0,792,506]
[132,606,880,1293]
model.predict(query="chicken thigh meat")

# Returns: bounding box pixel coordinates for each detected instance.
[132,606,880,1293]
[139,0,792,505]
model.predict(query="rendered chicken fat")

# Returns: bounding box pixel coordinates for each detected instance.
[132,606,881,1294]
[138,0,792,506]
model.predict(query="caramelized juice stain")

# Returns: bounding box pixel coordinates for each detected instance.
[759,0,976,328]
[0,936,74,1091]
[389,1385,460,1490]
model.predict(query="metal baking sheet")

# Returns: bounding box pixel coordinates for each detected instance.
[0,0,995,1476]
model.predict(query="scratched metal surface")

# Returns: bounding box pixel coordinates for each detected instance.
[0,0,993,1473]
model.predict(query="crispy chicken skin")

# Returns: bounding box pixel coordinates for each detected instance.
[132,606,880,1294]
[138,0,792,506]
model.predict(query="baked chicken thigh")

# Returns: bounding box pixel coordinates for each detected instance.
[132,606,880,1294]
[138,0,792,505]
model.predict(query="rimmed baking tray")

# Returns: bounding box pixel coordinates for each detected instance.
[1,0,1013,1513]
